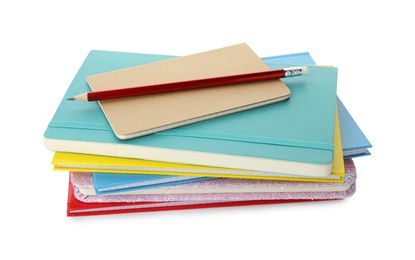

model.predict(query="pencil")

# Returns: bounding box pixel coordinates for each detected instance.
[67,66,307,102]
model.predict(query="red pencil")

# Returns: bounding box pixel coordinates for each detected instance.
[67,66,307,102]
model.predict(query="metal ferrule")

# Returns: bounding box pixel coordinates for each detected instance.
[284,66,305,77]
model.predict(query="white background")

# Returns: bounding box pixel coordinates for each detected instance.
[1,1,414,259]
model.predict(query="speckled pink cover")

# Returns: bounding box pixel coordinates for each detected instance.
[72,159,357,203]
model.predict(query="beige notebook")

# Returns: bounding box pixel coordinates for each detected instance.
[86,43,290,140]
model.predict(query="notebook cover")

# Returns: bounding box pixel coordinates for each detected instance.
[93,173,212,195]
[337,98,372,158]
[265,55,371,158]
[45,50,337,173]
[51,106,344,183]
[262,52,316,64]
[87,44,290,139]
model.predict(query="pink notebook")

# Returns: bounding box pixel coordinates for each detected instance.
[67,160,356,216]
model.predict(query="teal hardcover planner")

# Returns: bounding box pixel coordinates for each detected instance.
[44,50,338,174]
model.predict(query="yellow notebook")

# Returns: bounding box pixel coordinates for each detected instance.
[52,109,344,183]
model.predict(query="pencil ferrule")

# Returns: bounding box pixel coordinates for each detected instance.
[284,67,305,77]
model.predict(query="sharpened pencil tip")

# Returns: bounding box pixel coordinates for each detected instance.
[66,97,75,101]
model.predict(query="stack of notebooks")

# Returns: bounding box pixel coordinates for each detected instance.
[44,44,371,217]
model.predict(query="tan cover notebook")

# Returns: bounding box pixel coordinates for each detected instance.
[86,43,290,140]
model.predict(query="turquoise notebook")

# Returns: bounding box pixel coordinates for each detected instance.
[44,51,338,177]
[264,55,371,159]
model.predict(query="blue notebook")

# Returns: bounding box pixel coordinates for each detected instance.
[93,173,211,195]
[337,98,372,158]
[44,50,338,177]
[262,52,316,64]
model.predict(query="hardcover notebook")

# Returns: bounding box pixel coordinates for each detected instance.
[264,54,371,158]
[44,50,338,177]
[51,108,343,181]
